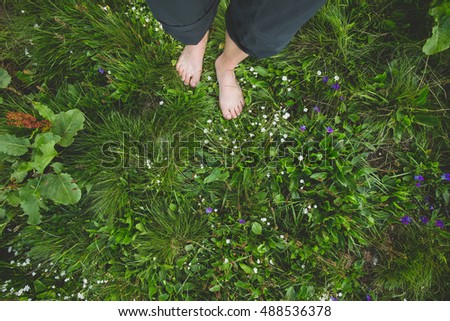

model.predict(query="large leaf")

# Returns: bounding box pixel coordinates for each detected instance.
[19,180,42,225]
[423,2,450,55]
[32,132,61,173]
[39,173,81,205]
[0,68,12,89]
[11,161,34,183]
[33,102,56,122]
[52,109,85,147]
[203,167,229,184]
[0,134,30,156]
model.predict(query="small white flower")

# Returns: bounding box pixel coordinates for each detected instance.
[269,260,274,265]
[261,218,267,222]
[23,285,30,292]
[253,267,258,274]
[252,85,256,88]
[203,128,208,134]
[301,264,305,269]
[31,272,36,276]
[303,208,308,214]
[317,70,322,76]
[226,239,231,244]
[261,106,265,110]
[266,172,270,178]
[249,67,254,72]
[338,292,342,297]
[281,171,285,175]
[303,108,308,113]
[230,151,235,156]
[282,76,288,81]
[257,259,261,264]
[159,101,164,105]
[204,140,209,144]
[77,293,85,300]
[219,137,223,140]
[224,258,229,264]
[287,88,292,92]
[308,205,312,209]
[7,247,12,253]
[207,119,212,124]
[107,70,111,75]
[207,75,212,81]
[21,10,25,13]
[131,6,136,11]
[261,128,266,133]
[267,222,270,226]
[334,75,340,81]
[249,133,255,138]
[298,155,304,161]
[262,114,267,119]
[300,179,305,184]
[282,113,290,120]
[214,208,218,212]
[269,132,273,137]
[314,205,317,208]
[280,235,285,239]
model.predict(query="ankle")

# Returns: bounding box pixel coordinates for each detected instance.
[216,54,237,71]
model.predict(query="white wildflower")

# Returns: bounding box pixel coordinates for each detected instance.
[317,70,322,76]
[253,267,258,274]
[226,239,231,244]
[334,75,340,81]
[282,113,290,120]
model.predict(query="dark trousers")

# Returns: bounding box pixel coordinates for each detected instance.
[145,0,327,58]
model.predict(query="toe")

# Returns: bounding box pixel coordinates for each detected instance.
[229,108,238,119]
[234,106,241,116]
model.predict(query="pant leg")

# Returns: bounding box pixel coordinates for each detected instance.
[146,0,220,45]
[226,0,327,58]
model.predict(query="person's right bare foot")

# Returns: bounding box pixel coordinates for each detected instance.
[215,54,245,120]
[175,31,209,88]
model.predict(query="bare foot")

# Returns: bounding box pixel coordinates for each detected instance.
[215,54,245,120]
[175,32,208,88]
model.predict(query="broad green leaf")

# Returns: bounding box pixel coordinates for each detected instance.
[50,162,64,173]
[251,222,262,235]
[239,263,254,275]
[0,68,12,89]
[33,102,56,122]
[209,285,221,292]
[413,113,440,127]
[52,109,85,147]
[11,161,34,183]
[203,167,229,184]
[32,132,61,173]
[423,3,450,55]
[0,134,30,156]
[19,180,41,225]
[0,152,17,163]
[0,208,5,219]
[39,173,81,205]
[310,172,328,181]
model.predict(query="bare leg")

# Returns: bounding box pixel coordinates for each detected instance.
[215,31,249,120]
[175,31,209,87]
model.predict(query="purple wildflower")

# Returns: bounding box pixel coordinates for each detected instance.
[313,106,321,113]
[339,96,345,101]
[326,126,334,133]
[238,219,246,224]
[414,175,425,181]
[366,294,371,301]
[415,182,422,187]
[429,205,434,211]
[400,215,412,225]
[330,296,338,301]
[436,220,445,229]
[300,125,307,132]
[441,173,450,181]
[322,76,329,83]
[420,216,430,224]
[98,67,105,74]
[331,83,340,90]
[205,207,213,214]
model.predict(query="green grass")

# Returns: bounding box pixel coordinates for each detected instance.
[1,0,449,301]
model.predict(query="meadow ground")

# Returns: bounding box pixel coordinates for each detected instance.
[0,0,449,300]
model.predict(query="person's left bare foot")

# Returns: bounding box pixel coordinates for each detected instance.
[215,54,245,120]
[175,31,209,88]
